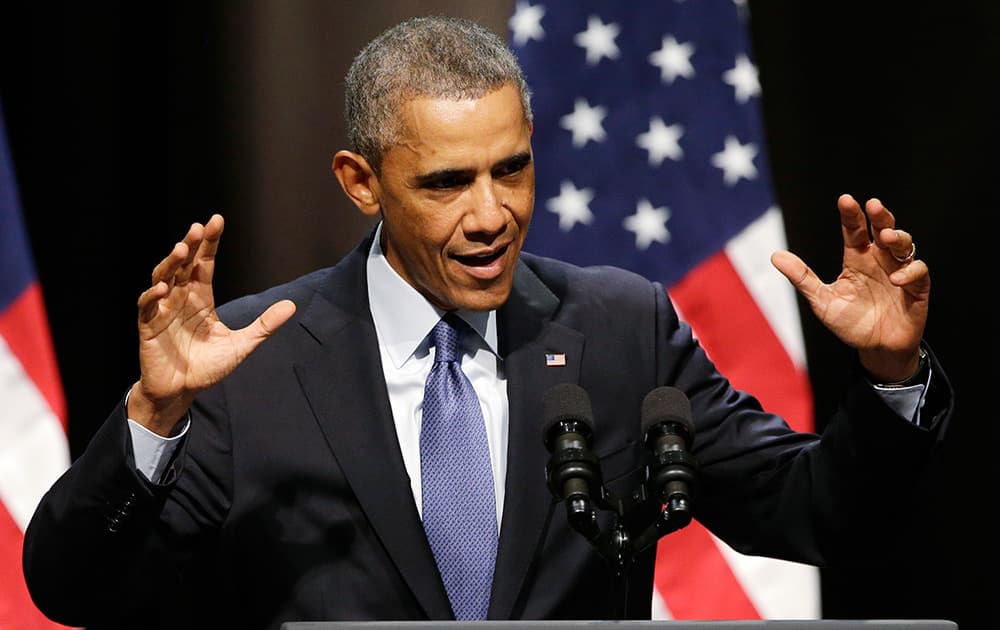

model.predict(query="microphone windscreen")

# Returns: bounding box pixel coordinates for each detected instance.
[541,382,594,437]
[640,386,694,440]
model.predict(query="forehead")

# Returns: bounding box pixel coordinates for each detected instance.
[388,83,530,170]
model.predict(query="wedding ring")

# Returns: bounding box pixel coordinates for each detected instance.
[892,242,916,264]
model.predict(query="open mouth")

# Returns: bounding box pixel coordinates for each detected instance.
[452,244,509,267]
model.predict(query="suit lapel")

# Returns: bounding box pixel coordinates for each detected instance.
[291,244,453,619]
[288,245,581,620]
[490,260,584,619]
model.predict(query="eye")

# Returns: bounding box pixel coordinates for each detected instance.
[417,170,473,190]
[427,173,468,189]
[494,163,522,178]
[493,154,531,179]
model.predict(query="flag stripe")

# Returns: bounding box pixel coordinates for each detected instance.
[665,242,818,617]
[716,536,821,619]
[0,282,67,425]
[0,334,70,533]
[0,500,67,629]
[725,207,806,370]
[653,520,760,619]
[669,250,813,432]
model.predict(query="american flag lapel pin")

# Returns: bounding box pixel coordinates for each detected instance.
[545,352,566,367]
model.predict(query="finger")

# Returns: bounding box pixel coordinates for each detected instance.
[837,193,870,251]
[199,214,225,260]
[864,198,897,247]
[876,227,915,263]
[188,214,225,285]
[770,250,823,298]
[137,281,170,324]
[174,221,209,286]
[889,259,931,295]
[151,220,204,286]
[150,241,190,287]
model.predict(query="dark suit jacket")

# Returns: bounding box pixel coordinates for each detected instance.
[22,235,953,629]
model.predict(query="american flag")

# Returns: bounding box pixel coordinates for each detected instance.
[0,100,73,628]
[508,0,820,619]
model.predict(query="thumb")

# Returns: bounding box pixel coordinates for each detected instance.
[770,251,821,299]
[257,299,297,337]
[234,299,297,357]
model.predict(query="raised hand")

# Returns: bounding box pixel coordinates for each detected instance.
[771,194,930,383]
[128,215,296,435]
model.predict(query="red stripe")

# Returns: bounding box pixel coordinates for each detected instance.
[0,502,74,629]
[654,251,816,618]
[669,251,814,432]
[654,520,761,619]
[0,282,67,427]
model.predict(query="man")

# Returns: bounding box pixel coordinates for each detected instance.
[23,15,950,630]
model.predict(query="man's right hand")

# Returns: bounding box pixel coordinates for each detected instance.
[127,214,296,436]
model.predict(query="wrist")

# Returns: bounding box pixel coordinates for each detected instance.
[127,381,192,437]
[873,348,928,389]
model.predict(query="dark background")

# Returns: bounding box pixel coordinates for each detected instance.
[1,1,994,628]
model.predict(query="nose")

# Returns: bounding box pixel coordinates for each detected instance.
[464,177,508,238]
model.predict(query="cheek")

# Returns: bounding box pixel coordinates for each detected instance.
[401,210,458,268]
[509,185,535,227]
[392,196,450,245]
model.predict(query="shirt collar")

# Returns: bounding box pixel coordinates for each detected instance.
[366,222,499,369]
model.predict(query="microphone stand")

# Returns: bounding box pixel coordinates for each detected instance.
[556,457,696,619]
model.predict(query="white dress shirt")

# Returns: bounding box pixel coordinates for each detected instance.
[365,223,508,529]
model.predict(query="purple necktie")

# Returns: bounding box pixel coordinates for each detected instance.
[420,315,497,620]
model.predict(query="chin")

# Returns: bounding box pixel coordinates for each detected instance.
[449,285,512,312]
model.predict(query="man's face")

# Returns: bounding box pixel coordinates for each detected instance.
[372,83,534,312]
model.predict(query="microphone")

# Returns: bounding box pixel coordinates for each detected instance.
[641,386,697,523]
[542,383,601,541]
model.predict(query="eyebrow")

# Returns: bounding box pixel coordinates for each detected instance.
[412,151,533,188]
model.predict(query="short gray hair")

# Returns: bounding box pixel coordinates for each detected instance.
[344,15,533,174]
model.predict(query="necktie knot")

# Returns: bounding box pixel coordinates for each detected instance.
[430,316,461,363]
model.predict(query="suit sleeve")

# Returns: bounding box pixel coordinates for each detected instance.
[22,384,233,627]
[649,280,953,566]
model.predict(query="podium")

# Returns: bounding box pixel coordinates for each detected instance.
[281,622,958,629]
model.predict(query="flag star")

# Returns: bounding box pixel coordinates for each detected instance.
[509,1,546,46]
[648,35,695,84]
[723,54,760,103]
[573,15,621,65]
[711,135,759,185]
[636,116,684,166]
[623,198,671,250]
[560,98,608,147]
[546,180,595,231]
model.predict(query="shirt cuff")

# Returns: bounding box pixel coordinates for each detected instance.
[126,416,190,483]
[871,357,933,427]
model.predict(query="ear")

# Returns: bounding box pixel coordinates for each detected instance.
[332,150,381,217]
